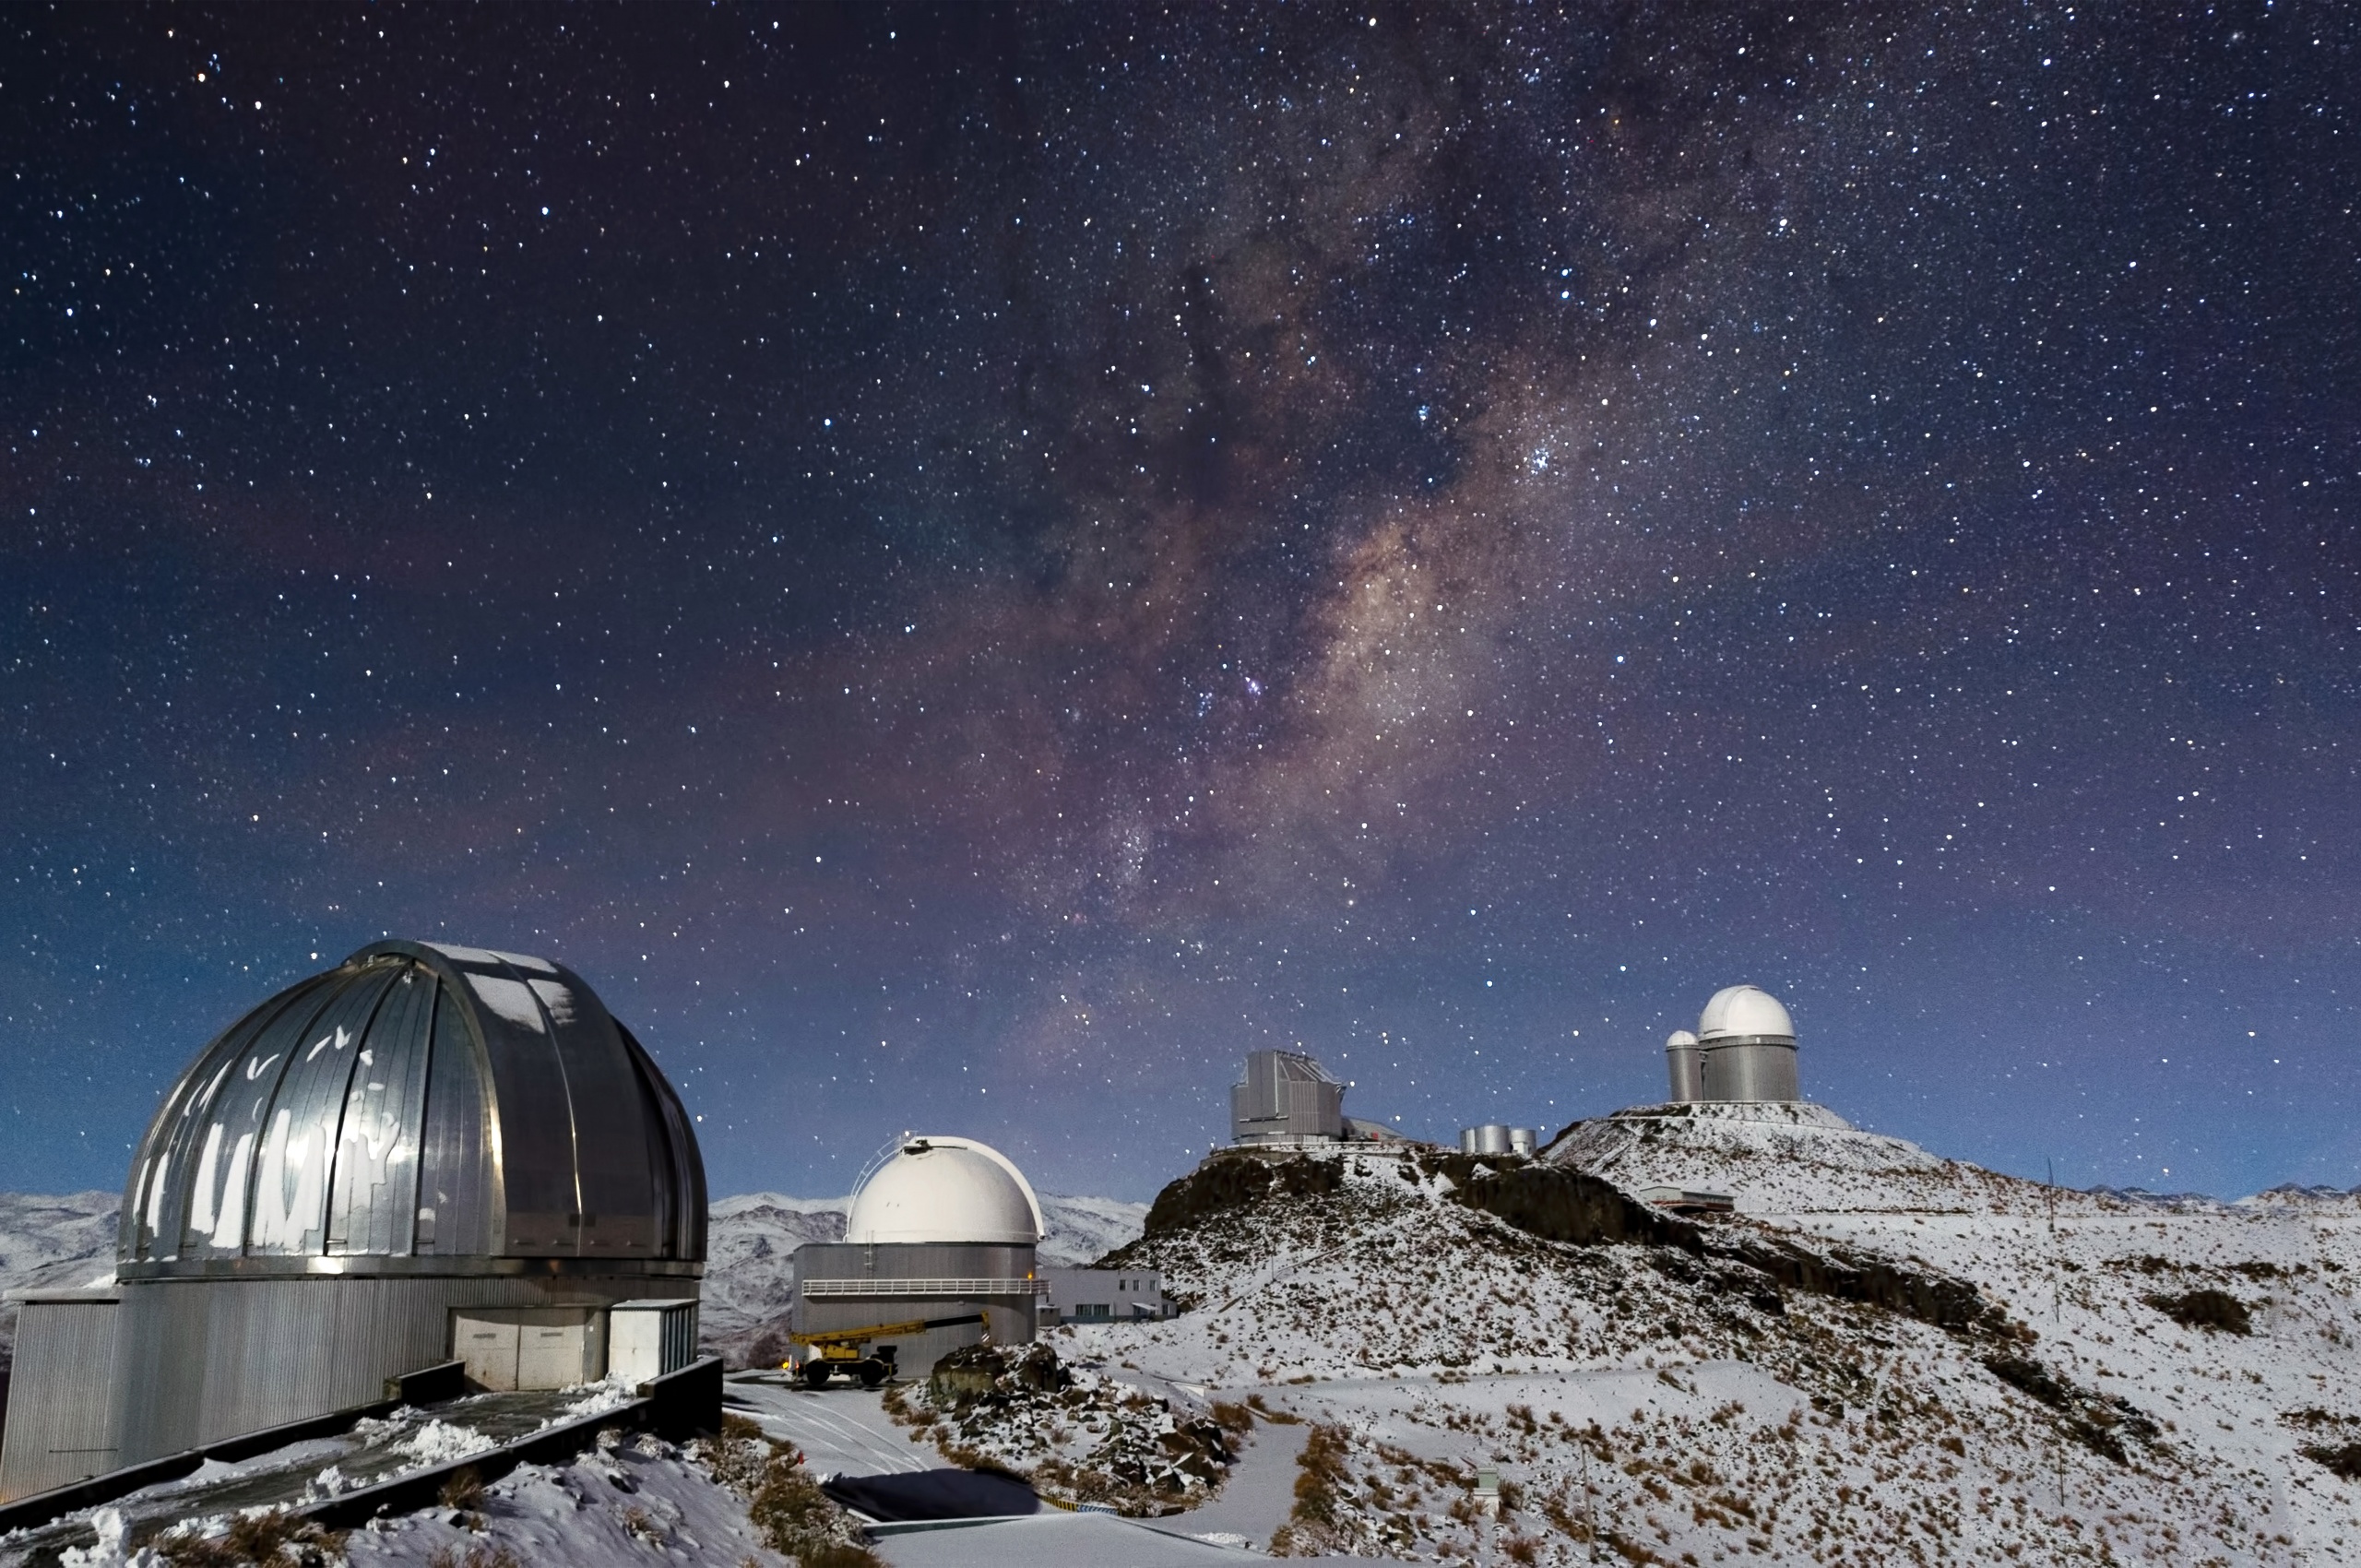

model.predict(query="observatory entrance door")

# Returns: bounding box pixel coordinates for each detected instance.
[451,1307,603,1390]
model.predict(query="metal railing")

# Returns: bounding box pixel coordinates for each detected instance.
[801,1277,1049,1298]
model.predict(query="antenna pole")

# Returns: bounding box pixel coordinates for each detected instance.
[1581,1438,1600,1562]
[2047,1157,2060,1323]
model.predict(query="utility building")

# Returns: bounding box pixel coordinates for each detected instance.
[1664,985,1802,1104]
[1037,1266,1172,1326]
[0,941,706,1503]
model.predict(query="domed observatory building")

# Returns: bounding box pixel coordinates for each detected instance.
[0,940,705,1500]
[789,1136,1045,1384]
[1664,985,1802,1103]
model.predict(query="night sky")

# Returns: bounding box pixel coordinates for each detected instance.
[6,4,2356,1205]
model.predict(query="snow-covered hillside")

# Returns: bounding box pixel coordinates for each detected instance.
[1062,1125,2361,1565]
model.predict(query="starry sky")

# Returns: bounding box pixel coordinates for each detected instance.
[5,4,2356,1205]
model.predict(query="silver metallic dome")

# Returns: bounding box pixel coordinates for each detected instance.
[117,940,706,1277]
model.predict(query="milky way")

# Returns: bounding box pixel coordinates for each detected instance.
[5,5,2355,1200]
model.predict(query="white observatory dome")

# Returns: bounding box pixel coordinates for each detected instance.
[1697,985,1795,1042]
[845,1135,1045,1245]
[1666,1029,1700,1050]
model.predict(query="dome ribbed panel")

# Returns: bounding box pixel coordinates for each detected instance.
[120,940,706,1273]
[239,963,402,1255]
[620,1022,706,1262]
[123,974,336,1263]
[323,963,439,1255]
[414,980,498,1256]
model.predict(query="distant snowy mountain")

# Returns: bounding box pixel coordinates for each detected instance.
[2239,1182,2361,1212]
[1034,1192,1154,1266]
[699,1192,851,1348]
[0,1191,119,1368]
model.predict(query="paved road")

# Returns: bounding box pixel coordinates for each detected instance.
[872,1513,1261,1564]
[1156,1415,1306,1550]
[722,1374,934,1476]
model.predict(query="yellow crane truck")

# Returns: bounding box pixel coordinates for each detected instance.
[786,1312,985,1388]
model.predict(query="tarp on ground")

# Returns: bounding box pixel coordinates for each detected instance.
[822,1466,1041,1521]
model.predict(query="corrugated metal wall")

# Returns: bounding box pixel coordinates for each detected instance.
[104,1272,668,1464]
[1230,1051,1346,1142]
[1700,1041,1801,1102]
[0,1296,120,1503]
[1667,1041,1705,1102]
[611,1300,700,1384]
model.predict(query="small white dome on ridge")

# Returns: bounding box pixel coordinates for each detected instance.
[845,1135,1044,1245]
[1698,985,1795,1042]
[1665,1029,1699,1049]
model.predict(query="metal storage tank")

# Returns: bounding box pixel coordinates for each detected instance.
[790,1136,1044,1382]
[18,940,708,1482]
[1229,1050,1346,1144]
[1459,1124,1514,1156]
[1460,1125,1538,1157]
[1694,985,1801,1102]
[1665,1029,1705,1102]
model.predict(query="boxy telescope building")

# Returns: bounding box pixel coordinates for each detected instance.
[0,940,706,1503]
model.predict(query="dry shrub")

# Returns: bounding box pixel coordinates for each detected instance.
[696,1417,783,1496]
[426,1545,523,1568]
[748,1450,883,1568]
[438,1465,487,1512]
[2144,1289,2252,1335]
[154,1510,345,1566]
[2302,1442,2361,1480]
[1209,1399,1255,1436]
[1267,1423,1356,1556]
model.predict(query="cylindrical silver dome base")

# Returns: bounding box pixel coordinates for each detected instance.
[108,1265,696,1466]
[1698,1039,1800,1102]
